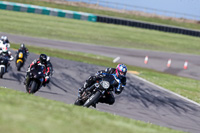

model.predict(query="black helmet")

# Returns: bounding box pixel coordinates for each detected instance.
[39,54,47,64]
[20,43,25,48]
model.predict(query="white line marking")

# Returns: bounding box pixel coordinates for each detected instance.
[130,74,200,107]
[113,56,120,63]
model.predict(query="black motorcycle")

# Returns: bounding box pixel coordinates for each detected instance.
[25,63,45,94]
[74,74,117,108]
[15,49,26,71]
[0,56,9,78]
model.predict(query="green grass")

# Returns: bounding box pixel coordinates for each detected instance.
[0,87,184,133]
[4,0,200,30]
[11,44,200,104]
[1,10,200,55]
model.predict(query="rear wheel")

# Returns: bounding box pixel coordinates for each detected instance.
[83,91,101,108]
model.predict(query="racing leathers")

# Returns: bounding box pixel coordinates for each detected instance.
[79,68,126,105]
[25,59,50,86]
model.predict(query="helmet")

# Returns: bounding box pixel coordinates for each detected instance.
[39,54,47,64]
[20,43,25,48]
[116,64,127,78]
[4,36,8,41]
[1,36,7,41]
[1,36,4,40]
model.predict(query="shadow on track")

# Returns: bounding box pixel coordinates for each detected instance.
[117,76,198,115]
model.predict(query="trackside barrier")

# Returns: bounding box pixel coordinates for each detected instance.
[1,1,199,37]
[97,15,200,37]
[0,1,97,22]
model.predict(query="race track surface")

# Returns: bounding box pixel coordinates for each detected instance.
[1,51,200,133]
[2,32,200,80]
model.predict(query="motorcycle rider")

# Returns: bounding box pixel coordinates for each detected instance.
[46,56,54,76]
[78,64,127,106]
[1,36,10,44]
[16,43,29,60]
[24,54,50,86]
[0,36,10,49]
[0,45,14,72]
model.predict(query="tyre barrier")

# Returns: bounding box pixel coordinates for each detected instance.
[0,1,199,37]
[97,15,200,37]
[0,1,97,22]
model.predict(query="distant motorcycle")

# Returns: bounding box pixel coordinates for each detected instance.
[25,63,45,94]
[0,56,8,78]
[15,49,26,71]
[74,74,117,108]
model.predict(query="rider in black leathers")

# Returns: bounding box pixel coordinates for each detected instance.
[78,64,127,106]
[24,54,51,86]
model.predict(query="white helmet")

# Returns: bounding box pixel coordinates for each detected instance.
[1,36,4,40]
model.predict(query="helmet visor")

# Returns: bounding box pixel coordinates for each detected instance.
[119,71,125,76]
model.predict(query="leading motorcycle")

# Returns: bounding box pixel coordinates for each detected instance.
[25,63,45,94]
[74,74,117,108]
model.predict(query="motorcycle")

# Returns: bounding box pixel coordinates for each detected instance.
[74,74,117,108]
[0,56,8,78]
[15,49,26,71]
[25,63,45,94]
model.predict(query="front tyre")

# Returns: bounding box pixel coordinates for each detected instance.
[83,91,101,108]
[17,61,22,71]
[0,67,4,78]
[27,81,38,94]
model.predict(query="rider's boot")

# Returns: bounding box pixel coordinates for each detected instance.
[78,87,85,98]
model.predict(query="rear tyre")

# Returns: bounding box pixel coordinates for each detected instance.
[83,91,101,108]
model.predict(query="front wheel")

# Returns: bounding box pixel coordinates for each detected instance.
[83,91,101,108]
[27,81,38,94]
[16,61,22,71]
[0,67,5,78]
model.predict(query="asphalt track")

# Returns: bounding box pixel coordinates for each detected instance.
[0,33,200,132]
[2,32,200,80]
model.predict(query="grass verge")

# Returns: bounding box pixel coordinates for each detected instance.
[0,87,184,133]
[11,44,200,104]
[4,0,200,30]
[1,10,200,55]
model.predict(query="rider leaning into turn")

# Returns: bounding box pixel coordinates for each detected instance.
[25,54,50,86]
[79,64,127,106]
